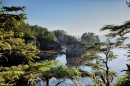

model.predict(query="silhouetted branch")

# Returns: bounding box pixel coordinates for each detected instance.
[121,64,130,72]
[55,80,65,86]
[126,1,130,7]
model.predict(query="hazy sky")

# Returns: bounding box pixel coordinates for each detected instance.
[2,0,130,35]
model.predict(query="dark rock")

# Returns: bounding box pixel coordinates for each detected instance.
[36,51,58,61]
[58,35,68,45]
[66,42,86,55]
[39,40,61,50]
[37,52,51,59]
[31,40,40,49]
[8,51,26,64]
[52,30,68,45]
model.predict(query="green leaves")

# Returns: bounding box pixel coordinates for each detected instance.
[53,30,67,39]
[83,38,119,85]
[100,21,130,37]
[83,62,101,69]
[82,53,102,61]
[100,25,119,32]
[2,6,26,12]
[108,51,117,61]
[0,41,11,51]
[0,67,24,85]
[115,73,130,86]
[0,60,87,86]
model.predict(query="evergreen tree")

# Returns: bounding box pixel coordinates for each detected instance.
[82,36,121,86]
[0,3,39,64]
[100,21,130,86]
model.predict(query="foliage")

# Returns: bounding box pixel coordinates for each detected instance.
[36,30,57,42]
[82,37,121,86]
[0,60,88,86]
[114,73,130,86]
[0,6,27,29]
[0,5,40,64]
[100,20,130,40]
[52,30,67,39]
[0,1,89,86]
[100,20,130,85]
[18,23,57,42]
[81,32,100,46]
[66,35,78,45]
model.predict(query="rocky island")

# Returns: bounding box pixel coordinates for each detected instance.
[66,32,100,55]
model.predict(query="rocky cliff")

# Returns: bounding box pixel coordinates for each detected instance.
[53,30,68,45]
[66,42,86,55]
[39,40,61,50]
[58,35,68,45]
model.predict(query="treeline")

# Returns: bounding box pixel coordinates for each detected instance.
[19,23,57,42]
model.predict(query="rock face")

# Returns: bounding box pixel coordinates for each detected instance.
[39,40,61,50]
[81,32,100,46]
[52,30,68,45]
[7,51,26,65]
[66,42,86,55]
[36,51,57,60]
[30,40,40,49]
[58,35,68,45]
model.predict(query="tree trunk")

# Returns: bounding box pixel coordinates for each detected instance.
[45,77,49,86]
[105,62,110,86]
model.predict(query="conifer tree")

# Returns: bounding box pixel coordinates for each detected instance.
[82,36,122,86]
[100,21,130,86]
[0,2,40,64]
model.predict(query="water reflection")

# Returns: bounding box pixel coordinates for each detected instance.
[56,54,67,65]
[56,54,87,68]
[66,55,84,68]
[55,54,92,85]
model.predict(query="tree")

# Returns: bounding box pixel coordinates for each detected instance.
[100,21,130,86]
[114,64,130,86]
[0,1,40,64]
[0,60,89,86]
[82,36,121,86]
[66,35,78,45]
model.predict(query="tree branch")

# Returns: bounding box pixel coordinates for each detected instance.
[55,80,65,86]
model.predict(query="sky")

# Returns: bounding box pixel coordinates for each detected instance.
[2,0,130,35]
